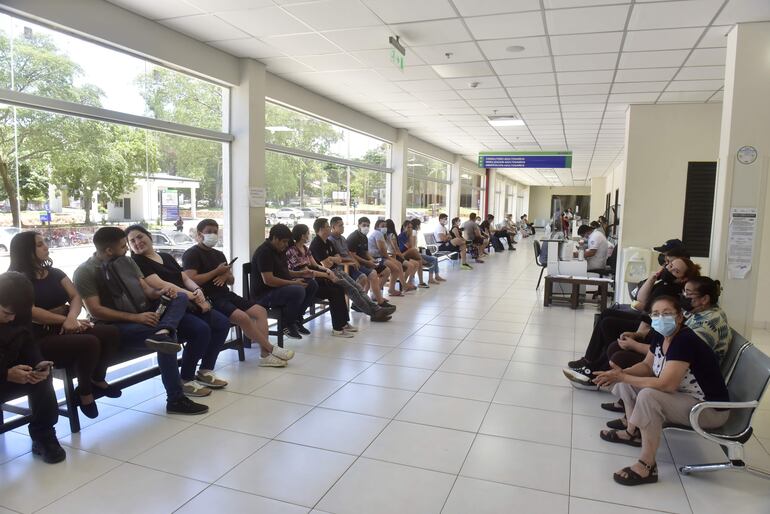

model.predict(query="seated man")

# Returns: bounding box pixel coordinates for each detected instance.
[435,214,471,270]
[518,214,534,236]
[248,223,315,341]
[347,217,394,305]
[577,224,609,273]
[74,227,208,415]
[462,213,486,262]
[185,219,294,363]
[0,272,65,463]
[480,214,512,252]
[329,216,390,308]
[311,218,394,321]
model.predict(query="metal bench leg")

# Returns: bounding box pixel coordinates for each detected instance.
[235,326,246,362]
[536,267,545,290]
[62,368,81,434]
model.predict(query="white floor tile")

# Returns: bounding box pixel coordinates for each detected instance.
[217,441,355,507]
[569,497,667,514]
[517,333,575,351]
[289,355,372,381]
[36,462,206,514]
[427,316,479,329]
[413,325,470,340]
[98,378,167,408]
[131,389,243,421]
[511,347,575,367]
[376,348,448,370]
[396,393,489,432]
[0,448,120,514]
[438,354,509,378]
[571,389,617,419]
[277,408,388,455]
[504,361,573,387]
[398,335,460,353]
[572,414,673,463]
[176,486,310,514]
[351,363,433,391]
[452,340,516,360]
[252,373,345,406]
[464,328,521,345]
[316,458,454,514]
[680,463,770,514]
[130,424,269,482]
[363,420,475,473]
[493,380,573,413]
[199,396,311,438]
[570,449,692,513]
[62,409,191,461]
[0,431,31,465]
[474,320,526,334]
[443,477,569,514]
[481,403,572,447]
[419,371,500,402]
[319,382,414,418]
[213,363,287,394]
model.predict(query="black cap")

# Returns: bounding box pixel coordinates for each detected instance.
[653,239,685,253]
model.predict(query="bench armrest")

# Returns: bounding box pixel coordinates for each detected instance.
[689,400,759,443]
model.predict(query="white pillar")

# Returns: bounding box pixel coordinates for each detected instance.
[190,187,197,220]
[709,22,770,337]
[229,58,266,294]
[389,128,409,222]
[589,177,606,221]
[449,157,462,216]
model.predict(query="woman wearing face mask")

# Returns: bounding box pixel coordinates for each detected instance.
[8,232,120,418]
[368,220,407,296]
[384,219,418,292]
[593,296,729,486]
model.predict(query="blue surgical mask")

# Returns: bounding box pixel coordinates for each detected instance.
[379,227,388,235]
[651,315,677,336]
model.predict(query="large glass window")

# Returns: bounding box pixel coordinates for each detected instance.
[406,151,450,230]
[460,169,485,218]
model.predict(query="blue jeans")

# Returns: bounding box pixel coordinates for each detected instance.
[255,285,306,324]
[178,308,230,380]
[422,254,438,274]
[112,294,188,401]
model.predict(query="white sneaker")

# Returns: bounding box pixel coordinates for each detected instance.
[259,354,288,367]
[271,346,295,361]
[341,324,358,332]
[182,380,212,397]
[195,370,228,389]
[332,329,354,338]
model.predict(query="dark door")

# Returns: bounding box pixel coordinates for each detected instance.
[123,198,131,220]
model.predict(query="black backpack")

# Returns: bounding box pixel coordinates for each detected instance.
[95,256,149,314]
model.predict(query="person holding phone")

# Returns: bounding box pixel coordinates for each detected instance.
[8,231,121,419]
[0,272,66,463]
[126,225,231,394]
[184,219,293,367]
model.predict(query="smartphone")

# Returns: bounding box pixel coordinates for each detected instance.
[228,257,238,266]
[34,361,53,372]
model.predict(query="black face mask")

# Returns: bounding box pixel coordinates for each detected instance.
[679,296,694,312]
[660,269,677,283]
[658,253,666,266]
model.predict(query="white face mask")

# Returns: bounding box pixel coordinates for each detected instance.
[379,227,388,235]
[202,233,218,247]
[360,226,370,235]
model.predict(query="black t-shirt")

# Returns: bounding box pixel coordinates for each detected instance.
[310,236,337,269]
[250,240,291,299]
[32,268,70,310]
[133,253,185,289]
[479,220,491,233]
[347,230,369,258]
[182,245,228,298]
[648,327,729,402]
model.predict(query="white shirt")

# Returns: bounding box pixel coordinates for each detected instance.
[586,230,609,270]
[434,224,449,243]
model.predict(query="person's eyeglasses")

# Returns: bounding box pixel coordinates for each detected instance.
[650,312,678,318]
[682,290,702,298]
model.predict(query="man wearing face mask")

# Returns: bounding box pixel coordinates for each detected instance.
[433,213,471,269]
[347,217,391,301]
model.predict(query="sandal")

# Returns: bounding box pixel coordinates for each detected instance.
[614,459,658,486]
[599,428,642,447]
[606,417,627,430]
[601,399,624,413]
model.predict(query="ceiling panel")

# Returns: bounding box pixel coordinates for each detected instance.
[362,0,457,24]
[160,14,249,41]
[433,61,494,78]
[550,32,623,56]
[629,0,723,30]
[619,49,689,69]
[464,11,546,40]
[390,19,473,46]
[477,37,550,61]
[286,0,382,31]
[411,42,485,64]
[499,72,556,87]
[545,4,630,35]
[217,7,311,38]
[675,65,725,80]
[554,53,618,72]
[454,0,541,17]
[109,0,202,19]
[490,57,554,75]
[623,27,703,52]
[686,47,727,66]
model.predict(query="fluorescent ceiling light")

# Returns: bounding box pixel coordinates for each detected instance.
[488,116,525,127]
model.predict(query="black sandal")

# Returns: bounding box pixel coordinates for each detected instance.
[614,459,658,486]
[606,417,627,430]
[599,428,642,447]
[601,399,624,413]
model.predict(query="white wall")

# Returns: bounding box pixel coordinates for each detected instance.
[528,185,592,224]
[589,177,606,220]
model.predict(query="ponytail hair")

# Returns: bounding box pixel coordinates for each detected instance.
[687,276,722,306]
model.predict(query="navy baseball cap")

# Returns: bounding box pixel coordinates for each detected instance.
[653,239,685,253]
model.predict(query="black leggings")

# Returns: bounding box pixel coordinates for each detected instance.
[581,312,642,371]
[314,278,349,331]
[607,340,648,369]
[0,376,59,441]
[37,324,120,395]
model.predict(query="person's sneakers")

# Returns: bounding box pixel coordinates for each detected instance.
[167,396,209,415]
[461,263,473,270]
[284,324,302,340]
[418,282,430,289]
[568,357,592,369]
[371,308,392,322]
[183,380,212,397]
[259,354,288,367]
[296,324,311,335]
[195,370,228,389]
[332,329,354,338]
[351,304,364,313]
[31,437,66,464]
[145,331,182,354]
[562,367,599,390]
[272,346,295,361]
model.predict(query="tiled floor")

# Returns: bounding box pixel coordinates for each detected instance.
[2,248,770,513]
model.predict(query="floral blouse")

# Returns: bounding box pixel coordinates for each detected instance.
[285,245,312,271]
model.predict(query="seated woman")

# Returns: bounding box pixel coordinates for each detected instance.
[565,257,700,381]
[125,225,230,395]
[286,224,354,338]
[593,295,729,485]
[8,232,120,418]
[385,219,418,291]
[396,220,430,287]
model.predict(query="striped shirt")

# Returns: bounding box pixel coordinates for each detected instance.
[685,306,731,362]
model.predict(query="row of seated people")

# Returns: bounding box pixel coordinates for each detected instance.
[562,240,733,486]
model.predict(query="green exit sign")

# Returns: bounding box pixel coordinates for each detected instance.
[390,48,405,71]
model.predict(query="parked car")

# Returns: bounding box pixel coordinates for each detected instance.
[151,231,195,264]
[299,207,320,218]
[406,210,429,222]
[272,207,304,220]
[0,227,21,252]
